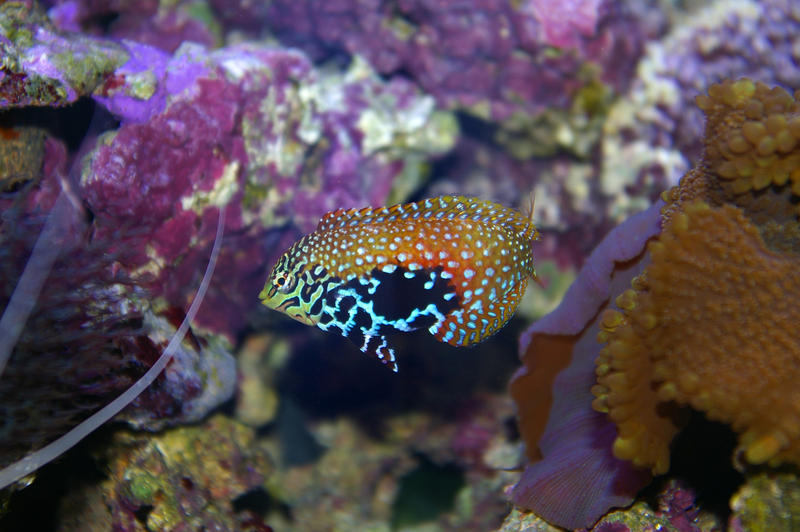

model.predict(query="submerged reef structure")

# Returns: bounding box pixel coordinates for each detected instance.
[0,0,456,499]
[6,0,800,529]
[594,79,800,473]
[83,42,457,338]
[100,415,273,531]
[0,163,232,480]
[510,78,800,528]
[601,0,800,223]
[45,0,223,53]
[213,0,646,127]
[0,1,128,107]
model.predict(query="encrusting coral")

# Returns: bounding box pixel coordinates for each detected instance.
[592,201,800,472]
[592,79,800,475]
[509,78,800,529]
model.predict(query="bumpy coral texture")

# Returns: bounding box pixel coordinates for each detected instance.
[600,0,800,217]
[593,79,800,475]
[661,79,800,227]
[700,79,800,204]
[213,0,645,123]
[593,202,800,473]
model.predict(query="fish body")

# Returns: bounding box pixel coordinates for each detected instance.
[260,195,539,371]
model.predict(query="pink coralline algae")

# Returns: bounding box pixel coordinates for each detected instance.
[0,9,456,487]
[600,0,800,223]
[0,167,235,472]
[1,1,128,107]
[211,0,646,124]
[83,41,456,338]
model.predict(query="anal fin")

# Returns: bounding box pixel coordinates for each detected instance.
[433,280,528,347]
[344,326,399,372]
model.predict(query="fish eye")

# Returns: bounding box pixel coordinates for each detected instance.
[274,272,294,292]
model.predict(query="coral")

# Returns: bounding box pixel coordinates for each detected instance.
[500,478,721,532]
[594,79,800,474]
[696,79,800,207]
[0,217,143,468]
[265,395,519,531]
[497,508,563,532]
[509,202,662,529]
[0,8,457,503]
[266,415,415,531]
[100,415,273,531]
[117,308,236,431]
[729,471,800,531]
[593,201,800,473]
[90,40,170,124]
[600,0,800,223]
[0,1,128,107]
[424,0,800,278]
[83,41,456,339]
[0,175,235,469]
[212,0,646,126]
[511,78,800,527]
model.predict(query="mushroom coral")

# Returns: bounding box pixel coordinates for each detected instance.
[510,78,800,528]
[594,78,800,474]
[508,202,659,529]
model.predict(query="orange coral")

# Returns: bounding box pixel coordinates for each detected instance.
[593,79,800,475]
[662,79,800,230]
[700,79,800,197]
[593,202,800,473]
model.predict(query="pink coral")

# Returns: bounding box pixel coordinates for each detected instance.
[213,0,645,122]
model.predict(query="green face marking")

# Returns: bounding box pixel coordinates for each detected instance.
[259,246,330,327]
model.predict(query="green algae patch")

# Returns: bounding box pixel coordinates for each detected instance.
[1,1,128,106]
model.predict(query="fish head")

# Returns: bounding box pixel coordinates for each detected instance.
[259,245,323,327]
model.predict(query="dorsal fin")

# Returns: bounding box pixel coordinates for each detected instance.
[316,205,386,231]
[315,196,539,241]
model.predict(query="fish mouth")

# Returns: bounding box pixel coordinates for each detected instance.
[258,285,278,300]
[262,293,316,326]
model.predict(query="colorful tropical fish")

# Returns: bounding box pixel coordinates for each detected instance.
[260,195,539,371]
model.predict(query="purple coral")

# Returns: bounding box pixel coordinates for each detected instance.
[45,0,219,53]
[84,41,454,339]
[1,7,455,487]
[600,0,800,222]
[212,0,646,122]
[509,201,662,529]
